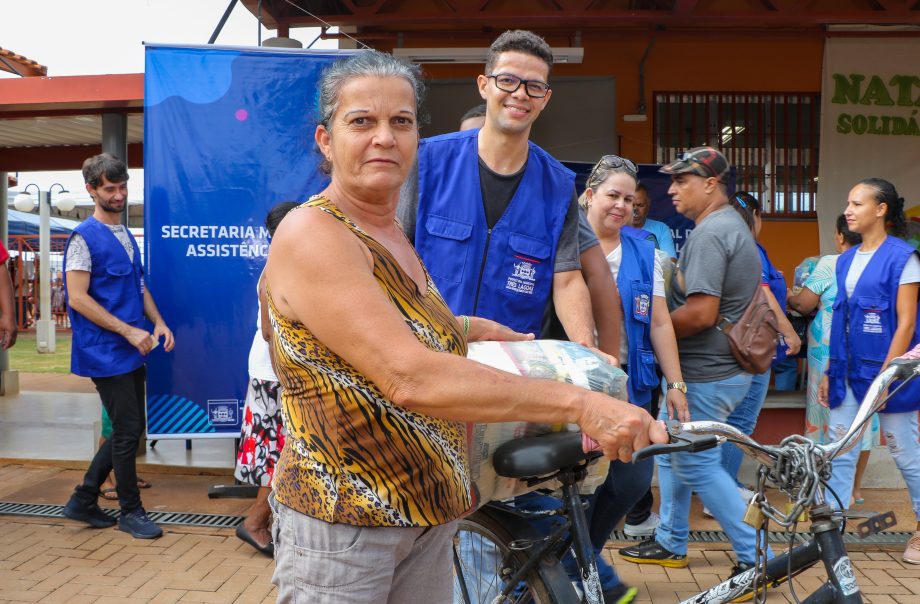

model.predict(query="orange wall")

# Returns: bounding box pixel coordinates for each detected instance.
[397,30,825,164]
[760,219,821,286]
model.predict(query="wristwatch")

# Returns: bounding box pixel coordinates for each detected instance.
[666,381,688,394]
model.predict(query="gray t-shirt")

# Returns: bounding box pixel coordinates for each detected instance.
[397,159,581,272]
[669,205,760,381]
[65,225,145,292]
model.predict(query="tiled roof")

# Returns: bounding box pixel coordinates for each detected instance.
[0,46,47,77]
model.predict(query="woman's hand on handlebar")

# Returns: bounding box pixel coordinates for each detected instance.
[578,396,669,463]
[665,389,691,423]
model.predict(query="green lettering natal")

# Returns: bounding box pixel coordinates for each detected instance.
[889,75,920,107]
[832,73,864,105]
[859,76,895,106]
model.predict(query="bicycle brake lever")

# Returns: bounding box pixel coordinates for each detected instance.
[631,420,721,463]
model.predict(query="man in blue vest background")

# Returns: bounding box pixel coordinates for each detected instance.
[398,29,598,348]
[62,153,174,540]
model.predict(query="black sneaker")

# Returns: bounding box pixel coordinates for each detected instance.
[118,507,163,539]
[728,561,788,603]
[63,496,116,528]
[604,583,639,604]
[618,538,688,568]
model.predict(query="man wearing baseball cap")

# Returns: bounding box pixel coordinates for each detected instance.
[620,147,769,575]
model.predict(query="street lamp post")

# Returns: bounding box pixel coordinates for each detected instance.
[13,183,75,353]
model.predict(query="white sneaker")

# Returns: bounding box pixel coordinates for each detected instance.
[624,511,659,537]
[738,485,757,502]
[703,487,757,518]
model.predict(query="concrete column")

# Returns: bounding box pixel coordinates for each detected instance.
[102,113,129,227]
[0,172,19,394]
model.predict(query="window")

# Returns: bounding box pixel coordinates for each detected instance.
[655,92,820,216]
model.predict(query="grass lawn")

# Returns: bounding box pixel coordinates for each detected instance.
[9,331,72,374]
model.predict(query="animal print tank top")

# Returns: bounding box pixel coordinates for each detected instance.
[268,196,471,526]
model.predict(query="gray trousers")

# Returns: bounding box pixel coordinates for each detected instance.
[270,493,456,603]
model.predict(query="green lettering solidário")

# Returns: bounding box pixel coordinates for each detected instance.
[851,114,868,134]
[832,73,864,105]
[860,76,895,106]
[837,113,851,134]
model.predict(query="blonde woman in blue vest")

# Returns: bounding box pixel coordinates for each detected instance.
[569,154,689,601]
[819,178,920,564]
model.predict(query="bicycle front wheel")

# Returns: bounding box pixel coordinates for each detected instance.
[453,508,574,604]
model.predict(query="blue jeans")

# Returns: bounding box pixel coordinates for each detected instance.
[655,372,770,564]
[826,386,920,520]
[721,370,771,486]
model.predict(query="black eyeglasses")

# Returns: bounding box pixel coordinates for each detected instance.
[588,155,638,185]
[487,73,551,98]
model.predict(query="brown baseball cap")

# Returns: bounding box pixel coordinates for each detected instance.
[660,147,730,181]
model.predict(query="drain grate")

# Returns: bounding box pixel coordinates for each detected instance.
[1,502,911,543]
[0,501,242,528]
[611,528,912,546]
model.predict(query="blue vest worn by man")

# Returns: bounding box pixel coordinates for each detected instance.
[827,236,920,413]
[64,217,147,378]
[617,233,659,406]
[414,129,574,335]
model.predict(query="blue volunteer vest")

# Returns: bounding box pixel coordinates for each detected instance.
[415,129,574,335]
[827,236,920,413]
[617,233,659,406]
[757,242,788,366]
[622,225,658,249]
[64,217,147,378]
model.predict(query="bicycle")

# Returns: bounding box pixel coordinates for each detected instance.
[452,354,919,604]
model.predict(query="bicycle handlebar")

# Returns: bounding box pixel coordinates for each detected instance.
[633,355,920,466]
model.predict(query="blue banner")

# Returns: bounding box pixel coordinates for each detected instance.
[143,45,344,438]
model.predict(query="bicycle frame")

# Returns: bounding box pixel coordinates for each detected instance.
[679,504,859,604]
[484,465,604,604]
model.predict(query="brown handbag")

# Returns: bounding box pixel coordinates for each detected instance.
[716,285,781,374]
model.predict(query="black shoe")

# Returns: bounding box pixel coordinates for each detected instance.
[63,496,116,528]
[618,538,688,568]
[603,583,639,604]
[728,561,787,603]
[236,523,274,557]
[118,507,163,539]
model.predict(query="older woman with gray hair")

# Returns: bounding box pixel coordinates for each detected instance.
[264,50,666,602]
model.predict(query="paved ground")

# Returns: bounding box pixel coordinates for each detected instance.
[1,374,918,602]
[0,512,917,603]
[0,463,916,604]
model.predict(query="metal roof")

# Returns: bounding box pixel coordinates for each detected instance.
[0,114,143,149]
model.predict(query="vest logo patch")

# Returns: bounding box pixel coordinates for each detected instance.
[506,259,537,295]
[634,293,650,317]
[863,311,883,334]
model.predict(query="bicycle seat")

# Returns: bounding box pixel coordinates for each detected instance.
[492,431,592,478]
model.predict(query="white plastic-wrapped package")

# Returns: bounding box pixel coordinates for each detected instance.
[465,339,629,508]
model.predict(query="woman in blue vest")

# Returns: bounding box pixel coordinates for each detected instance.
[819,178,920,564]
[578,154,690,600]
[717,193,801,506]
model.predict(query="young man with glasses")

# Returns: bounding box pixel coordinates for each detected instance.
[619,147,769,576]
[398,29,600,349]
